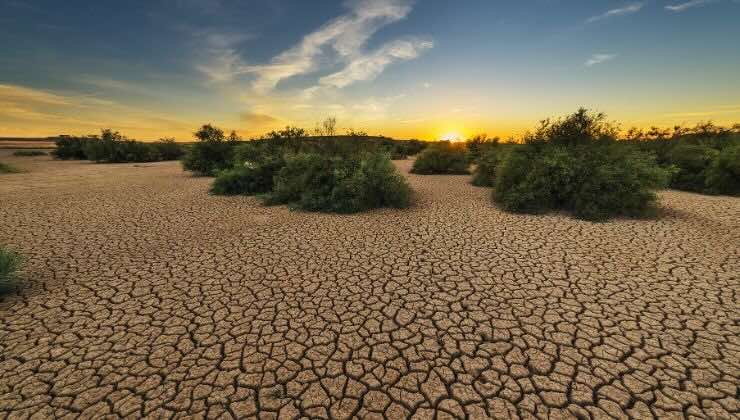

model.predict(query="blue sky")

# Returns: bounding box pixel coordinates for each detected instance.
[1,0,739,139]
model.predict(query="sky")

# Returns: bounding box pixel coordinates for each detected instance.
[1,0,739,141]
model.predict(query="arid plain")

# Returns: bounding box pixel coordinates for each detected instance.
[1,150,738,419]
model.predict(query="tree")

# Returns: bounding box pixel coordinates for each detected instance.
[346,128,368,137]
[265,126,308,140]
[195,124,226,142]
[322,117,337,137]
[227,130,241,142]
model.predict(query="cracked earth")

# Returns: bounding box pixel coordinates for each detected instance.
[0,151,738,419]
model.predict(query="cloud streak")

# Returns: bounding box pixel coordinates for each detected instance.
[0,84,72,106]
[319,38,433,88]
[251,0,414,92]
[196,0,430,94]
[0,83,193,137]
[585,53,616,66]
[586,3,643,22]
[665,0,715,12]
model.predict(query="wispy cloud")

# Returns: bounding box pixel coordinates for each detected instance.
[585,53,616,66]
[663,105,740,117]
[240,111,281,126]
[194,31,254,83]
[251,0,415,92]
[319,38,433,88]
[586,3,643,23]
[0,83,192,137]
[195,0,430,93]
[665,0,716,12]
[0,84,72,106]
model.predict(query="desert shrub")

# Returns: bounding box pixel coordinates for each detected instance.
[667,144,719,192]
[466,135,501,163]
[334,152,411,212]
[0,246,23,294]
[411,144,469,174]
[704,143,740,195]
[151,138,185,161]
[84,131,153,163]
[182,124,238,176]
[12,150,46,157]
[211,166,270,196]
[0,162,20,174]
[233,140,284,166]
[53,135,92,160]
[471,145,511,187]
[265,152,410,213]
[568,146,671,220]
[622,123,740,195]
[379,139,427,160]
[210,141,287,195]
[493,109,671,221]
[54,130,183,163]
[494,146,578,214]
[400,139,427,156]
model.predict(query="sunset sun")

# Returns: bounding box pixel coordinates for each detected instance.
[440,132,463,142]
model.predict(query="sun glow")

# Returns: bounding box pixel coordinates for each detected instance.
[440,132,463,142]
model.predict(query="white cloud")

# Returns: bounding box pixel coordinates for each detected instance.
[319,38,433,88]
[250,0,414,92]
[195,0,430,94]
[193,31,254,83]
[665,0,715,12]
[585,53,616,66]
[422,82,432,88]
[586,3,643,23]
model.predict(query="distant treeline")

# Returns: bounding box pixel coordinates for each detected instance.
[620,123,740,195]
[54,130,185,162]
[51,124,427,166]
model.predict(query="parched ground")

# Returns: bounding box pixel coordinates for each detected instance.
[0,151,738,419]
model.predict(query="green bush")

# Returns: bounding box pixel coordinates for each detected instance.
[466,135,501,163]
[53,131,184,163]
[494,146,578,214]
[84,131,154,163]
[210,141,287,195]
[12,150,46,157]
[0,247,23,294]
[705,143,740,195]
[211,158,284,197]
[410,144,469,174]
[152,138,186,161]
[493,109,671,221]
[265,152,410,213]
[211,167,267,195]
[568,146,672,220]
[53,135,92,160]
[471,145,511,187]
[0,162,20,174]
[182,124,238,176]
[667,144,719,192]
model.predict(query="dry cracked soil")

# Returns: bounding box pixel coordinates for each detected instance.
[0,151,738,419]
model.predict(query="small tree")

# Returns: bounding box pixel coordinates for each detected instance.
[182,124,237,176]
[195,124,226,142]
[322,117,337,137]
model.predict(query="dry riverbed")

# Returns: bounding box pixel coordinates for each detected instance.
[1,150,738,418]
